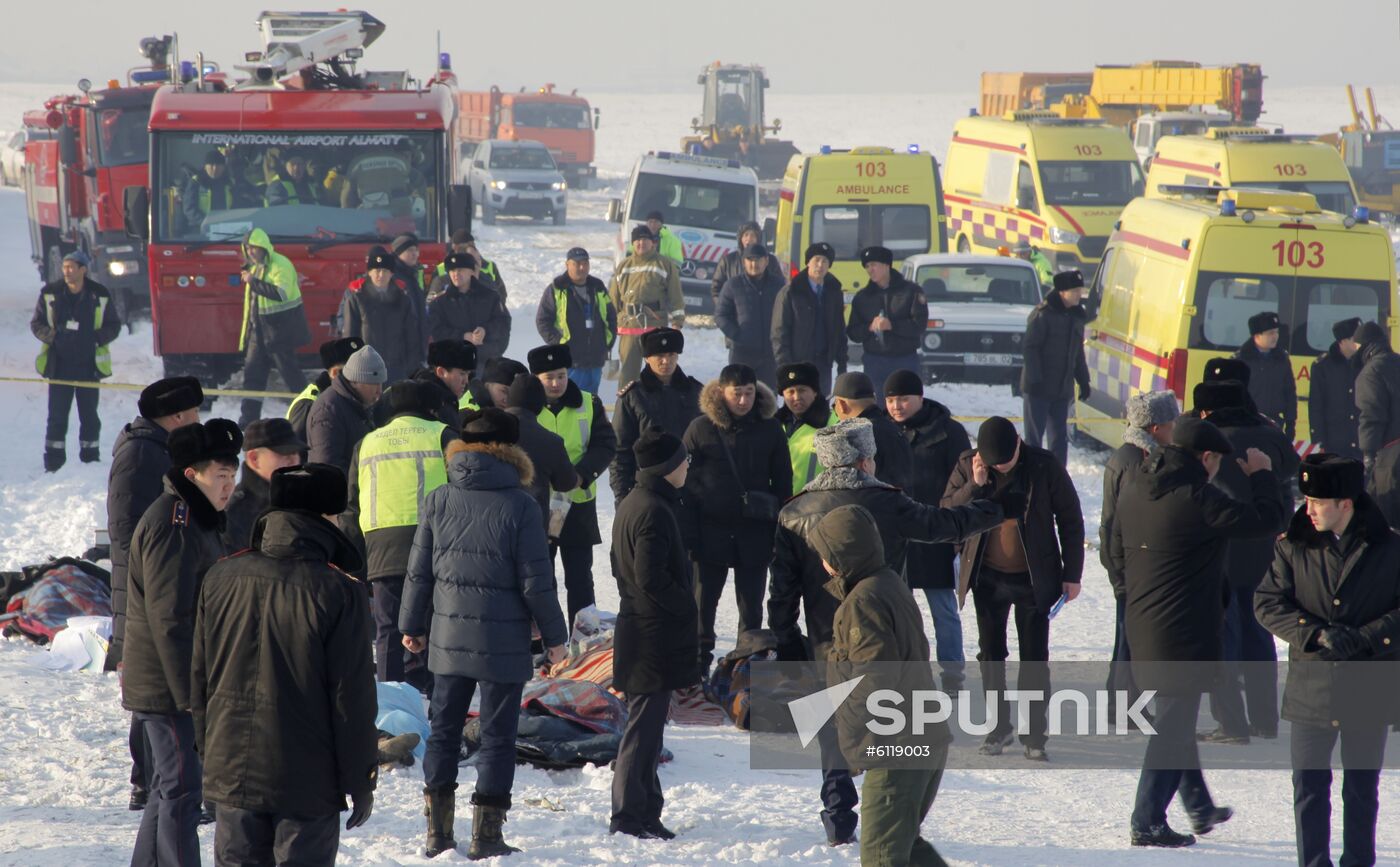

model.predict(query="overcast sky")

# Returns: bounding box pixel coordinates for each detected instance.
[5,0,1398,92]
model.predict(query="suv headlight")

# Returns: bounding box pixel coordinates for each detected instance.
[490,180,508,190]
[1049,226,1081,245]
[552,181,567,191]
[108,259,140,277]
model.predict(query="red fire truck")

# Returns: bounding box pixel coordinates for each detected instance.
[457,85,599,188]
[124,12,470,379]
[22,37,179,318]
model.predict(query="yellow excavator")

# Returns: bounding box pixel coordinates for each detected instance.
[1318,85,1400,221]
[680,62,798,180]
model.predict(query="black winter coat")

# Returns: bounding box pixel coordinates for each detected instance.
[709,248,783,307]
[1108,445,1286,695]
[221,464,270,552]
[681,381,792,568]
[1100,441,1149,599]
[896,399,972,590]
[1236,339,1297,438]
[771,270,847,379]
[1255,497,1400,728]
[401,444,568,682]
[715,269,785,374]
[505,405,579,526]
[534,274,616,369]
[1308,343,1360,459]
[30,277,121,379]
[611,365,704,501]
[120,472,229,715]
[307,374,375,475]
[105,417,172,671]
[610,474,700,693]
[410,368,462,431]
[846,272,928,358]
[856,405,913,490]
[1205,405,1297,590]
[545,382,617,548]
[1353,340,1400,458]
[1020,291,1089,400]
[339,276,425,382]
[192,510,378,814]
[427,277,510,372]
[943,444,1085,614]
[768,468,1001,660]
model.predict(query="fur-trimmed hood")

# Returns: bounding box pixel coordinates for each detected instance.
[445,440,535,488]
[699,379,777,430]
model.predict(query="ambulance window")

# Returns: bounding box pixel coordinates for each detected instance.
[983,152,1015,205]
[1302,281,1382,354]
[878,206,931,258]
[810,207,862,260]
[1200,275,1282,348]
[1015,163,1038,213]
[1039,160,1144,206]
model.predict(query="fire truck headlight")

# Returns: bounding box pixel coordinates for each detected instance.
[108,259,141,277]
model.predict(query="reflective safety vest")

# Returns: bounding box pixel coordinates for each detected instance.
[657,227,683,265]
[458,389,480,411]
[538,393,596,503]
[1029,250,1055,287]
[264,176,305,206]
[786,410,839,495]
[356,415,448,533]
[35,290,112,378]
[286,380,321,421]
[238,246,304,351]
[552,283,613,347]
[197,182,233,215]
[437,258,499,284]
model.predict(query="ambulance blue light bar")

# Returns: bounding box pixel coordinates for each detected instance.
[907,144,920,154]
[1219,199,1237,217]
[1353,206,1370,224]
[820,145,832,155]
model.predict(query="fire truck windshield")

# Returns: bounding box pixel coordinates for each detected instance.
[95,107,150,167]
[153,130,441,244]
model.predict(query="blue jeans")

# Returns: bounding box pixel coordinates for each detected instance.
[816,716,858,842]
[921,588,965,689]
[423,675,525,797]
[1022,394,1070,464]
[1209,584,1279,736]
[131,711,203,867]
[862,353,920,400]
[569,367,602,394]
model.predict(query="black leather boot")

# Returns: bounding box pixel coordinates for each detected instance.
[424,786,456,858]
[467,792,520,860]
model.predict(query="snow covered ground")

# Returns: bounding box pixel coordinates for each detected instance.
[1,84,1399,865]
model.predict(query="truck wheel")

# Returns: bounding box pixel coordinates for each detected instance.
[957,236,971,254]
[481,202,496,226]
[552,208,567,226]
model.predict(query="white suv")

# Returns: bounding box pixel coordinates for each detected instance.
[900,253,1042,387]
[467,139,568,225]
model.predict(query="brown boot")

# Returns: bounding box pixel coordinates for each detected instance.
[467,792,521,860]
[424,787,456,859]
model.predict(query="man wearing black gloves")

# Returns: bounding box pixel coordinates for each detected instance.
[846,246,927,399]
[193,464,378,866]
[1235,310,1297,440]
[1256,454,1400,867]
[942,416,1085,761]
[1110,417,1283,848]
[611,327,703,503]
[1020,269,1089,465]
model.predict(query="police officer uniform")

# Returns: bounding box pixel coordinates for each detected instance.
[610,327,703,502]
[529,344,618,625]
[774,362,839,495]
[344,381,453,685]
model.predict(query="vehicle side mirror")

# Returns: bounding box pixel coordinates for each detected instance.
[123,186,150,241]
[593,107,601,130]
[606,198,622,224]
[762,216,776,247]
[58,126,78,166]
[448,184,473,238]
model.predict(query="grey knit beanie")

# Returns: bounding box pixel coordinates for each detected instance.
[341,345,388,384]
[813,418,877,468]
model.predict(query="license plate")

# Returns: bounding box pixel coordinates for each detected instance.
[684,295,705,307]
[965,353,1014,366]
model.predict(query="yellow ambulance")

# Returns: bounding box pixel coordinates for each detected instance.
[769,146,947,297]
[1079,187,1398,451]
[942,111,1142,282]
[1146,128,1360,214]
